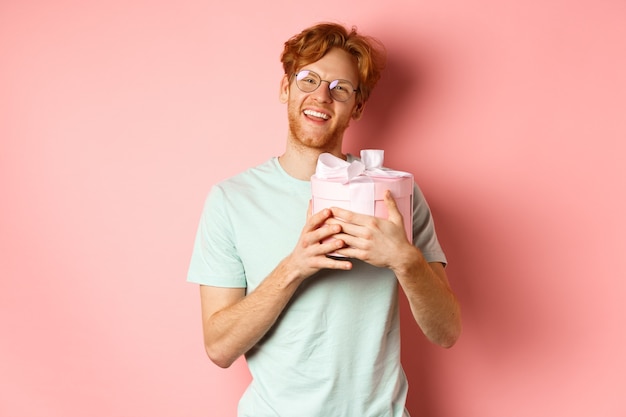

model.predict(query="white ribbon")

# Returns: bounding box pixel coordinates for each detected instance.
[313,150,411,216]
[315,150,411,183]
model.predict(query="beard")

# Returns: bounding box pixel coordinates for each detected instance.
[286,101,352,151]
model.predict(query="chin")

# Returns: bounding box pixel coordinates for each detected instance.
[297,136,340,151]
[289,128,346,151]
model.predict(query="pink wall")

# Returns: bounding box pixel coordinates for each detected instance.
[2,1,625,416]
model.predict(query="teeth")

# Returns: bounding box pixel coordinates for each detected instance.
[304,109,329,120]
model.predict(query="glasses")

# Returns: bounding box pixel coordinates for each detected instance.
[293,70,358,102]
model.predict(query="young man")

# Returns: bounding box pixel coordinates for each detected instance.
[188,22,461,417]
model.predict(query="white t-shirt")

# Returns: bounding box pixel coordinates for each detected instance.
[188,156,447,417]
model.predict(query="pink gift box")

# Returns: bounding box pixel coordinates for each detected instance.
[310,150,414,243]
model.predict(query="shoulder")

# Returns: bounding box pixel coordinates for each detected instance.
[204,157,287,210]
[210,158,279,194]
[219,158,277,185]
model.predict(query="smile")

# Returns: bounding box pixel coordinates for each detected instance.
[303,109,330,120]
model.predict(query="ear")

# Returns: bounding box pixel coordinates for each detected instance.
[279,74,290,104]
[352,101,366,120]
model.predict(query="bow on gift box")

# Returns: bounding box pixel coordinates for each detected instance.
[315,149,412,184]
[313,149,412,216]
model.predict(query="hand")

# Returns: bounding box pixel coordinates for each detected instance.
[282,204,353,282]
[327,190,413,269]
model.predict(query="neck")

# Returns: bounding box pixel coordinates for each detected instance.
[278,143,345,181]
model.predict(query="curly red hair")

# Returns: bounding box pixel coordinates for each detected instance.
[281,23,386,106]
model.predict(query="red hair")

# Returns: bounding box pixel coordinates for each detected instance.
[281,23,386,106]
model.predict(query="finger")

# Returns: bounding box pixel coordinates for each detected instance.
[307,234,352,268]
[305,208,333,231]
[324,217,366,242]
[332,246,362,259]
[383,190,404,225]
[328,206,369,226]
[318,235,347,254]
[316,223,343,243]
[329,232,359,252]
[319,255,353,270]
[301,223,346,252]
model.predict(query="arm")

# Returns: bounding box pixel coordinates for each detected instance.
[389,253,461,348]
[199,208,352,368]
[328,190,461,347]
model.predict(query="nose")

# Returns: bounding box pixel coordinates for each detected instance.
[311,80,333,102]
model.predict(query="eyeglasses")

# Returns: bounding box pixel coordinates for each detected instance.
[293,70,358,102]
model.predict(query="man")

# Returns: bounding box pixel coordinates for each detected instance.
[188,22,461,417]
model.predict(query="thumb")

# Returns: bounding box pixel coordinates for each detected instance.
[384,190,404,226]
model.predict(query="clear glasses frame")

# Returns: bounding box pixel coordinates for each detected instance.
[293,70,358,102]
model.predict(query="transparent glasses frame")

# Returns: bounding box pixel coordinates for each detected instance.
[293,70,358,102]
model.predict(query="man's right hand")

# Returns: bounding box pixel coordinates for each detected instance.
[199,205,352,368]
[281,206,353,284]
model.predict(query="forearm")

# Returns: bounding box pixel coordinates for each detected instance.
[203,210,352,367]
[392,246,462,348]
[203,260,304,368]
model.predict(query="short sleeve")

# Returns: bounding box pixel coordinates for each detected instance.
[412,183,447,266]
[186,185,247,287]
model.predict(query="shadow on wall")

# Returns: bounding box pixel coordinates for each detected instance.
[346,46,444,415]
[346,48,427,153]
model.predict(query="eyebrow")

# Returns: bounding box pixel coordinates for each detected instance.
[298,69,358,86]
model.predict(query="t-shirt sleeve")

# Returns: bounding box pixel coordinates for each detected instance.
[412,183,448,266]
[186,185,247,288]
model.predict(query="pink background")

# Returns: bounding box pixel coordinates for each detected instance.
[2,1,625,416]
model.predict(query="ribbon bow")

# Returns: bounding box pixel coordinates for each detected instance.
[311,149,412,219]
[315,149,411,183]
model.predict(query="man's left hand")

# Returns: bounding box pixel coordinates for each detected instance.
[326,190,413,269]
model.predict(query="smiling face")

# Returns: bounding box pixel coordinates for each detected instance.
[279,48,363,154]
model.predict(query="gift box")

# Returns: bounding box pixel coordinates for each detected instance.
[310,150,414,243]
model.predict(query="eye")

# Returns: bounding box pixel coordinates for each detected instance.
[296,70,319,85]
[329,80,351,92]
